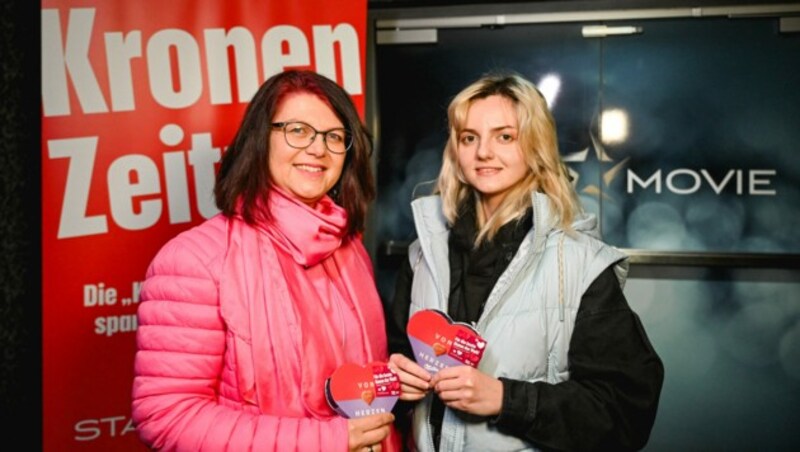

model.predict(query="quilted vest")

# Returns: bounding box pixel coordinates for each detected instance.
[406,194,628,452]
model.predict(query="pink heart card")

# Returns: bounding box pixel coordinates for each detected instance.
[325,361,400,418]
[406,309,487,374]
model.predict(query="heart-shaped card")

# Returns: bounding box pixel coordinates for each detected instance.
[407,309,487,374]
[325,361,400,418]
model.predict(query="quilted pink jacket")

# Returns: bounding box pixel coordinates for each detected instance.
[132,213,387,451]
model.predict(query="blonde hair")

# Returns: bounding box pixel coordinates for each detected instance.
[436,72,581,245]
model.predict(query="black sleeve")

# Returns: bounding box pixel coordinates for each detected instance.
[386,255,415,358]
[385,256,417,444]
[494,265,665,451]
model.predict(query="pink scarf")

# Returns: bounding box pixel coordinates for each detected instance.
[219,188,388,418]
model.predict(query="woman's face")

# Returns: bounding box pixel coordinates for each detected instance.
[268,92,346,206]
[457,94,529,217]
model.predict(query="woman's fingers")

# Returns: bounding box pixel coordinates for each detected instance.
[389,353,432,396]
[429,366,503,416]
[389,353,430,378]
[399,382,427,401]
[347,413,394,452]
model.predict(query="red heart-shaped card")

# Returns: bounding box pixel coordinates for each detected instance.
[325,362,400,418]
[407,309,487,373]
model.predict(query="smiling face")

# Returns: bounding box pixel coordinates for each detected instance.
[268,91,347,206]
[457,94,530,217]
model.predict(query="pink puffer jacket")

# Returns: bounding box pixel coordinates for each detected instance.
[132,214,358,451]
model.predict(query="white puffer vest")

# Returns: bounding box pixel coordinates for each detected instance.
[407,193,628,452]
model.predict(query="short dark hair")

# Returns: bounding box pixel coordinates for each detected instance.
[214,70,375,236]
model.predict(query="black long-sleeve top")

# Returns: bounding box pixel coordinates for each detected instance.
[386,206,664,451]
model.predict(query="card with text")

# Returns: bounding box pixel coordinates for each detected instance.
[406,309,487,374]
[325,362,400,418]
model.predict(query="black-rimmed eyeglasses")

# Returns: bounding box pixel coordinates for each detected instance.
[271,121,352,155]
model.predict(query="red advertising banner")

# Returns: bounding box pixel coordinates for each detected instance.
[40,1,366,449]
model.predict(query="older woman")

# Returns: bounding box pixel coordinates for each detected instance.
[133,70,398,452]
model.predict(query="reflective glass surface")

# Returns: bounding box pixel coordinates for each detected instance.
[373,13,800,451]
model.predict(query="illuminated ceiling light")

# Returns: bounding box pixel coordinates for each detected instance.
[600,108,629,144]
[537,74,561,108]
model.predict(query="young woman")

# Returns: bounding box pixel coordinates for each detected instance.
[387,72,664,451]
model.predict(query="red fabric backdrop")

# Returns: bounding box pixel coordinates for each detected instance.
[40,1,366,449]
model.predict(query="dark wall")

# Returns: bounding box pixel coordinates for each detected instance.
[0,0,42,443]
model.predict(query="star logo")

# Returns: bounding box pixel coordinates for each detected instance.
[539,78,629,202]
[562,132,629,201]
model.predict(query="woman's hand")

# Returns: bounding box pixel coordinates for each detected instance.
[430,365,503,416]
[347,412,394,452]
[388,353,432,401]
